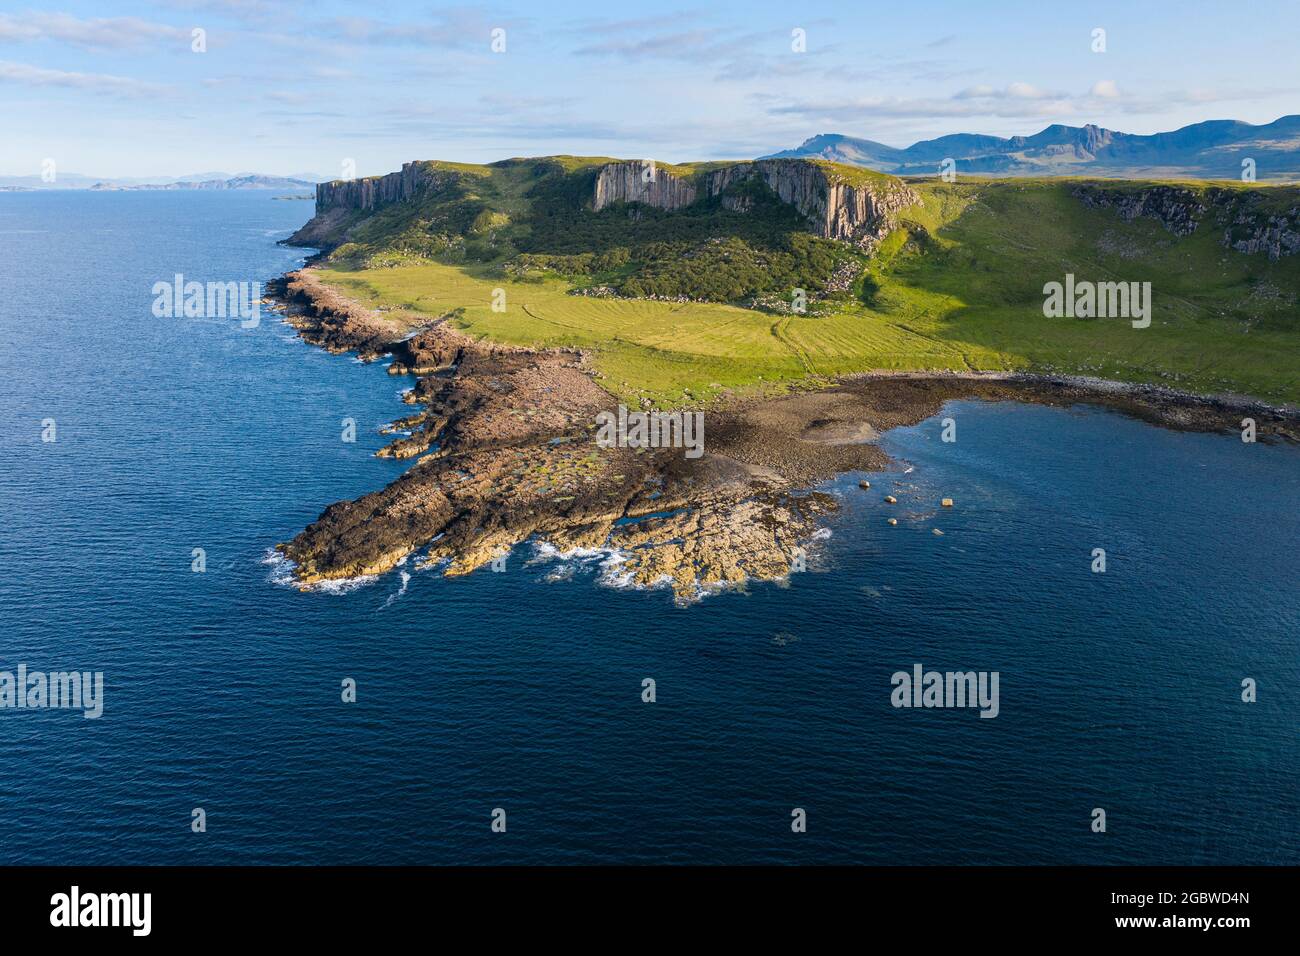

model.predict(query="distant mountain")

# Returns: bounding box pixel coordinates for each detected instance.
[89,174,317,191]
[0,172,320,190]
[763,116,1300,180]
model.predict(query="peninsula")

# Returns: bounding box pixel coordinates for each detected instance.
[271,155,1300,599]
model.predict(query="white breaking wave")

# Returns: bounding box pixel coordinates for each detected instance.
[529,539,742,605]
[261,548,379,593]
[381,570,411,608]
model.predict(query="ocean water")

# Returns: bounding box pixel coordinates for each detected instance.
[0,191,1297,865]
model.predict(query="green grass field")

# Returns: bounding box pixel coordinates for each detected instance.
[316,177,1300,407]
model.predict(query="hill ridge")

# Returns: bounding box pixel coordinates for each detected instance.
[763,116,1300,180]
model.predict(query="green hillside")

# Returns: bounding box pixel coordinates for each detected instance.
[312,156,864,305]
[298,160,1300,405]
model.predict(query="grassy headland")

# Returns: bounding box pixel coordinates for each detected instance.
[291,158,1300,406]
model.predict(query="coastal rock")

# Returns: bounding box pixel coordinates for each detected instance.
[270,271,406,358]
[269,271,1299,599]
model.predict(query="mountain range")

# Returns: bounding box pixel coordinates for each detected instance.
[763,116,1300,180]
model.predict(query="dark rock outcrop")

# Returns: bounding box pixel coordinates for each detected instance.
[1224,207,1300,259]
[1073,183,1207,236]
[1074,183,1300,259]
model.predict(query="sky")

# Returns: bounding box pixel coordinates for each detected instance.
[1,0,1297,179]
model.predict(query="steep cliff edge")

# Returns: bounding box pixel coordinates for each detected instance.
[592,159,919,248]
[314,161,436,212]
[1074,182,1300,260]
[292,155,919,255]
[286,161,465,249]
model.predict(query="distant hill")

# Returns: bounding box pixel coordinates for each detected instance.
[763,116,1300,180]
[89,174,317,191]
[0,172,321,190]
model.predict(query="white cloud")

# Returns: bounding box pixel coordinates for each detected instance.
[0,59,168,96]
[1091,80,1121,99]
[955,82,1062,101]
[0,13,189,50]
[1006,81,1050,99]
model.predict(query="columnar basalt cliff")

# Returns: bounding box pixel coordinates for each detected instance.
[591,161,700,210]
[287,161,453,248]
[593,159,919,248]
[315,161,437,212]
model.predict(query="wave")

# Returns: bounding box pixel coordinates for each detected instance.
[529,540,742,605]
[261,548,379,593]
[380,570,411,608]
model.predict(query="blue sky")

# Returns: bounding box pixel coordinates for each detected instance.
[2,0,1297,178]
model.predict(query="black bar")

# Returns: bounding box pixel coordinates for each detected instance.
[0,866,1278,940]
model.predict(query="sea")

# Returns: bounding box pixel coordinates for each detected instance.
[1,190,1296,864]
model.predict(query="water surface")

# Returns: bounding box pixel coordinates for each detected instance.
[1,192,1296,864]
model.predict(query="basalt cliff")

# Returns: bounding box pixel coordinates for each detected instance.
[288,155,918,255]
[591,159,918,248]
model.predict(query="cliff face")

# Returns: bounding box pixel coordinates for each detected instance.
[592,160,919,248]
[1074,183,1300,259]
[315,161,435,211]
[592,162,699,210]
[733,160,918,246]
[1224,206,1300,259]
[1073,184,1207,236]
[287,162,445,248]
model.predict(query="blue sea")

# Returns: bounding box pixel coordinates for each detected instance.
[1,191,1297,865]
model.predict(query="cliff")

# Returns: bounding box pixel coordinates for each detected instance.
[287,161,451,248]
[593,159,919,248]
[592,161,700,210]
[1074,182,1300,260]
[314,161,436,212]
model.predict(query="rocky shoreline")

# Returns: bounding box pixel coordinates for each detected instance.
[268,267,1298,602]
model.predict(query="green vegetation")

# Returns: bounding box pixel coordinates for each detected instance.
[308,162,1300,406]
